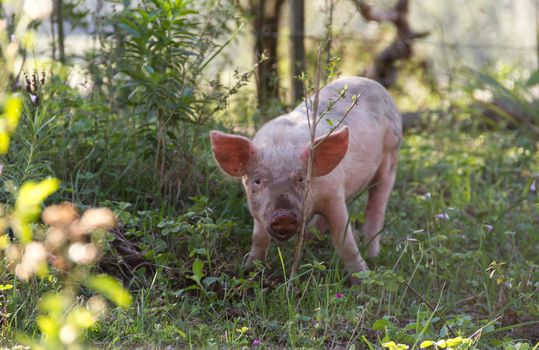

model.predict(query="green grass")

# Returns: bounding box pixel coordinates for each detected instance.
[101,129,538,348]
[2,129,538,349]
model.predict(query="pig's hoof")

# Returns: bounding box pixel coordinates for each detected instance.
[242,258,264,277]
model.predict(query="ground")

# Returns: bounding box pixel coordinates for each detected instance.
[80,129,539,348]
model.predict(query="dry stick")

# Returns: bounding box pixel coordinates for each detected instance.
[289,45,323,283]
[289,49,361,283]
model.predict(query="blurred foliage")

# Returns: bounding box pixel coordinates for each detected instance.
[462,65,539,137]
[1,4,130,349]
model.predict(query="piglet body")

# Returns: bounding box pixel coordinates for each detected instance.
[211,77,402,276]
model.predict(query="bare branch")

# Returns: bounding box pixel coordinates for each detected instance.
[350,0,430,87]
[289,45,323,282]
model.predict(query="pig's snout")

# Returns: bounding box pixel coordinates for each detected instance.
[268,210,299,241]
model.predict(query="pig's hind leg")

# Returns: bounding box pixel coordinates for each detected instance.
[363,152,398,257]
[306,214,328,240]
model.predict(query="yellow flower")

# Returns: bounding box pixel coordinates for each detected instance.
[420,340,435,348]
[382,341,409,350]
[237,326,249,334]
[435,339,447,348]
[446,337,463,347]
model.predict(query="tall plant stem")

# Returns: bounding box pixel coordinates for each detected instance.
[289,45,322,282]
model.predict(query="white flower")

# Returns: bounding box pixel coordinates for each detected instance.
[23,0,53,20]
[68,243,98,264]
[435,212,449,220]
[30,94,37,103]
[531,179,536,193]
[59,325,77,344]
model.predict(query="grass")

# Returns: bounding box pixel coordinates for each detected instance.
[2,128,538,349]
[94,128,537,348]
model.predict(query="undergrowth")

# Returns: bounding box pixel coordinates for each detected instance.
[4,128,536,349]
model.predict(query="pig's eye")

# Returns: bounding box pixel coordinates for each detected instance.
[297,176,305,184]
[252,178,261,186]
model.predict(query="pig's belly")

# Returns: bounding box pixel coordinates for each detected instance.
[342,143,384,200]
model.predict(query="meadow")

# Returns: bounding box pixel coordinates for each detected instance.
[0,0,538,349]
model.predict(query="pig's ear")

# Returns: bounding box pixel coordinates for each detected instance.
[301,127,349,177]
[210,130,256,177]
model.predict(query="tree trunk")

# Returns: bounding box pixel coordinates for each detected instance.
[56,0,65,64]
[50,10,57,62]
[247,0,284,114]
[290,0,305,102]
[536,0,539,70]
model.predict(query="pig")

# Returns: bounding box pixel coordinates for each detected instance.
[210,76,402,277]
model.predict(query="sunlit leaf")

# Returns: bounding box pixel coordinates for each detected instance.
[4,95,22,130]
[0,132,9,154]
[15,178,60,221]
[37,315,58,335]
[39,293,69,316]
[13,178,59,242]
[86,274,132,308]
[0,284,13,291]
[435,339,447,348]
[67,308,95,329]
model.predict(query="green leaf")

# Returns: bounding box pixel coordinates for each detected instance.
[86,274,132,308]
[526,70,539,86]
[192,258,204,280]
[143,64,155,75]
[202,276,219,287]
[373,319,394,331]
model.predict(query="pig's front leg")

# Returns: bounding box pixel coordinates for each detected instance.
[245,219,271,268]
[324,199,368,277]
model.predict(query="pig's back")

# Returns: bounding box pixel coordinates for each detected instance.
[290,77,402,196]
[254,77,401,197]
[290,76,401,142]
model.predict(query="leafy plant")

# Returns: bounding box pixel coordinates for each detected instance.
[100,0,246,205]
[462,66,539,136]
[0,4,132,349]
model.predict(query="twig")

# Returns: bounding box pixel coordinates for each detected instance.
[312,93,360,149]
[289,45,323,283]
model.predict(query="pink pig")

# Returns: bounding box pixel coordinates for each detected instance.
[210,77,402,276]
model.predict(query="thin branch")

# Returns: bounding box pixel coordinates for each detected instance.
[289,45,323,283]
[312,93,360,150]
